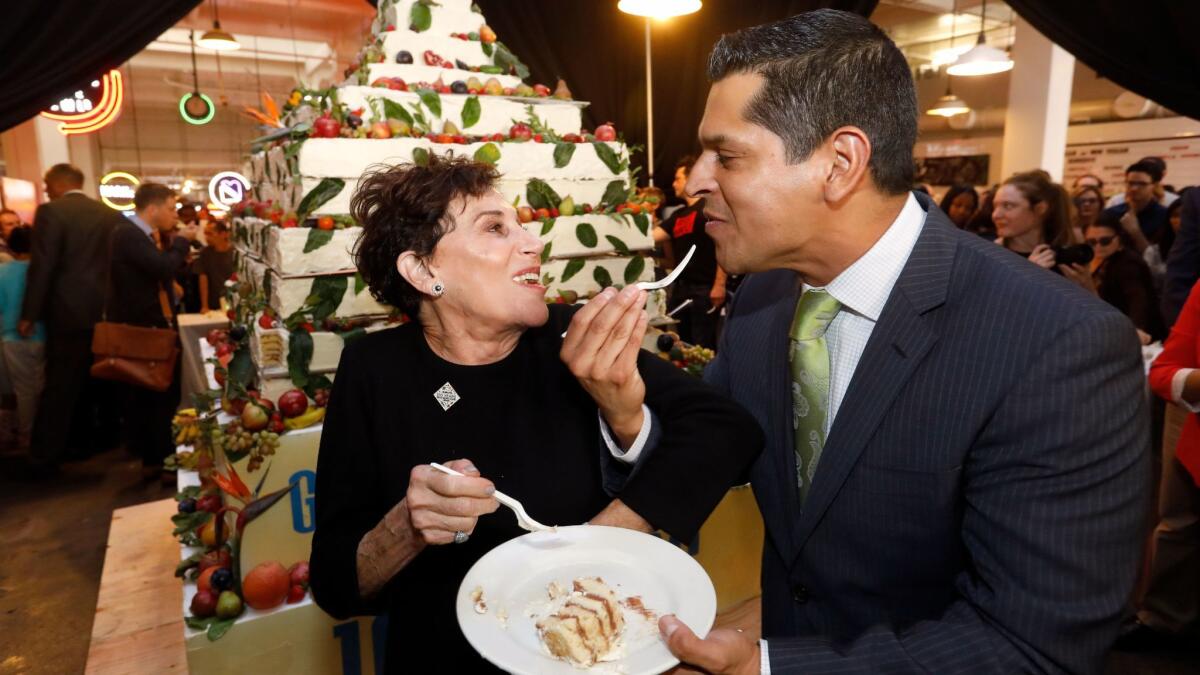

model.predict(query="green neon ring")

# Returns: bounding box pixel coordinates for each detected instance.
[180,92,215,125]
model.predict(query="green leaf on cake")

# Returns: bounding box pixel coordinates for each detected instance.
[592,142,622,174]
[418,89,442,118]
[553,143,576,169]
[481,41,494,58]
[593,265,614,289]
[540,241,552,263]
[461,96,481,128]
[624,256,646,284]
[227,347,255,389]
[560,258,585,283]
[287,329,314,389]
[605,235,631,254]
[354,272,367,295]
[308,276,348,321]
[473,142,500,165]
[526,179,562,211]
[576,223,598,248]
[599,180,628,210]
[303,228,334,253]
[632,213,650,235]
[186,616,217,631]
[540,219,555,236]
[493,42,530,80]
[409,2,432,32]
[413,147,431,167]
[207,618,236,642]
[382,98,414,126]
[296,178,345,221]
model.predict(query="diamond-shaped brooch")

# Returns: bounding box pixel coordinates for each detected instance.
[433,382,460,411]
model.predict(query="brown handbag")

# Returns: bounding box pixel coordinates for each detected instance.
[90,225,180,392]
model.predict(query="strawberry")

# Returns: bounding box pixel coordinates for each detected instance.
[258,313,276,329]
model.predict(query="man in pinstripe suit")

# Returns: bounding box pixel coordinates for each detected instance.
[655,10,1150,674]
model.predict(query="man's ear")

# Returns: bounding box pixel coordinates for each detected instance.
[396,251,435,295]
[824,126,872,204]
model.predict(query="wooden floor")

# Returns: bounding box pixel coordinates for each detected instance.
[85,499,186,674]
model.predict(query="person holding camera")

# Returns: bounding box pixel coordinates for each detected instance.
[1085,211,1165,344]
[992,170,1092,280]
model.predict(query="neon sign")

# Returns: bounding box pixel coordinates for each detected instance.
[180,92,215,125]
[41,70,124,136]
[98,171,140,211]
[208,171,250,210]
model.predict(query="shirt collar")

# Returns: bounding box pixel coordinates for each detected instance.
[125,212,154,238]
[809,192,927,322]
[63,189,87,197]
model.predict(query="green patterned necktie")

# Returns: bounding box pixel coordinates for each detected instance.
[789,289,842,505]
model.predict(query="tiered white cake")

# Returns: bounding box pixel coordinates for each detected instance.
[236,0,659,398]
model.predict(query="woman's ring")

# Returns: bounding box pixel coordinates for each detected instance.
[453,530,469,544]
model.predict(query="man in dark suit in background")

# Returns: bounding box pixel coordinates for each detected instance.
[20,164,121,474]
[111,183,195,479]
[1161,187,1200,327]
[656,11,1149,674]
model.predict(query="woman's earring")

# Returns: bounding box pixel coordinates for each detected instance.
[431,281,445,297]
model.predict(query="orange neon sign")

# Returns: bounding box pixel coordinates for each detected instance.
[40,70,124,136]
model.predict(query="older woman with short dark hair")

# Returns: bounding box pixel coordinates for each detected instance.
[309,155,762,672]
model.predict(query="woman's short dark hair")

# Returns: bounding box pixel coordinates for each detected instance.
[1090,210,1136,250]
[706,9,917,195]
[351,155,499,316]
[939,183,979,213]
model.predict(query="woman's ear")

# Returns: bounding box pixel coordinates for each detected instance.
[1033,200,1049,218]
[396,252,435,295]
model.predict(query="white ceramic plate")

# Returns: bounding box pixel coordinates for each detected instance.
[456,525,716,675]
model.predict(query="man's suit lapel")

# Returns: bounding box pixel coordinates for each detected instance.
[764,274,805,554]
[791,202,958,556]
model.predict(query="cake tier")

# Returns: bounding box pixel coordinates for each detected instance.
[374,0,483,39]
[365,63,523,90]
[378,30,493,69]
[235,217,359,276]
[237,254,389,319]
[306,175,625,216]
[525,215,652,260]
[331,88,585,138]
[299,137,624,184]
[251,318,397,375]
[543,255,654,298]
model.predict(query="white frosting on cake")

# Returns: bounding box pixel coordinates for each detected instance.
[335,87,584,136]
[374,0,484,38]
[379,30,494,68]
[542,256,654,298]
[251,318,397,373]
[237,255,389,319]
[366,64,523,90]
[307,176,625,216]
[299,139,625,182]
[236,217,361,276]
[525,215,653,260]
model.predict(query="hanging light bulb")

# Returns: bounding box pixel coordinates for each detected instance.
[617,0,701,19]
[926,83,971,117]
[947,0,1011,76]
[199,0,240,51]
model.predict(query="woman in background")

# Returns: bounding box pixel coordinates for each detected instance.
[938,183,979,229]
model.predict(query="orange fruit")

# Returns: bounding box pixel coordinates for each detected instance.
[242,561,290,611]
[197,566,220,595]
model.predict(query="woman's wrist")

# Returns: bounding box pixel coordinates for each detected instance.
[356,498,425,598]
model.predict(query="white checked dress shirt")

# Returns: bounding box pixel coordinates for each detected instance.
[762,192,926,674]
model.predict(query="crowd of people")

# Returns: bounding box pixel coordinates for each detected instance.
[1,163,233,482]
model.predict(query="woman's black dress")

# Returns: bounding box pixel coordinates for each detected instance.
[309,305,762,673]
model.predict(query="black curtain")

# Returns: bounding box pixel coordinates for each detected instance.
[1006,1,1200,121]
[0,0,202,133]
[475,0,877,192]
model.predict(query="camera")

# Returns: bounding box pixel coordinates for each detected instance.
[1053,244,1094,267]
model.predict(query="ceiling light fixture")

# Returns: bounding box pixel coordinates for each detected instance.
[947,0,1012,76]
[198,0,240,51]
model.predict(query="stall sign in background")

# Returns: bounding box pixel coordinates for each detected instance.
[1065,136,1200,192]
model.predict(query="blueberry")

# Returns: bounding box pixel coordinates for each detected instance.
[211,568,234,592]
[656,333,675,352]
[395,50,413,64]
[229,325,247,342]
[178,498,197,514]
[347,113,363,129]
[450,80,468,94]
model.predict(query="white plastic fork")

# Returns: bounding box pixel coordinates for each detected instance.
[429,462,555,533]
[560,244,698,337]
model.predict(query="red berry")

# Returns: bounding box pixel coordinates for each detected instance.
[533,133,544,143]
[258,313,276,329]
